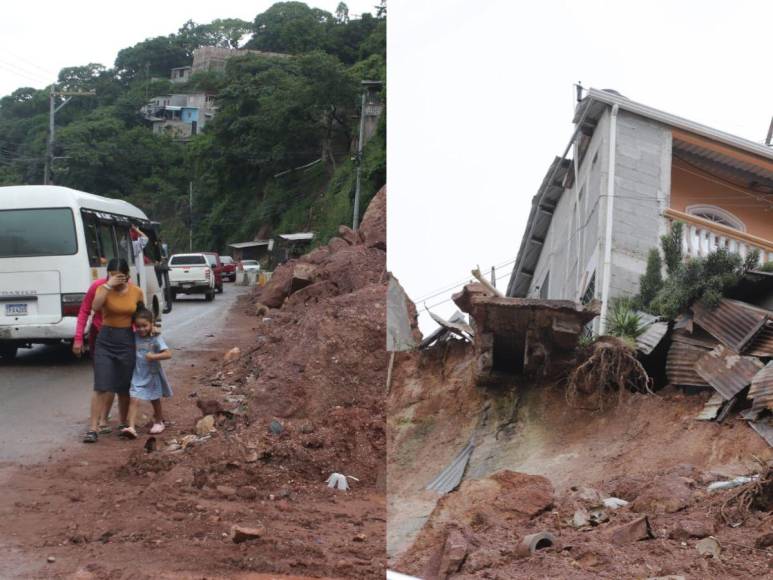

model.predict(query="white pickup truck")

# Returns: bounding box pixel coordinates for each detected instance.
[168,253,216,302]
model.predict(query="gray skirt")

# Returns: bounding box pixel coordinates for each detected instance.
[93,326,135,394]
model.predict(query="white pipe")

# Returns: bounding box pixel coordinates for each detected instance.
[599,104,619,334]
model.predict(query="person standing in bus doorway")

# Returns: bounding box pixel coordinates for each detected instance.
[72,273,116,435]
[83,258,144,443]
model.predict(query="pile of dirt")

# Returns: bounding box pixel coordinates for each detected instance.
[0,188,387,580]
[388,309,773,578]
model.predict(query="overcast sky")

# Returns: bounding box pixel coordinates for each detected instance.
[0,0,377,97]
[388,0,773,333]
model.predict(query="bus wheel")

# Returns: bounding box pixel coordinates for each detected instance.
[0,344,18,360]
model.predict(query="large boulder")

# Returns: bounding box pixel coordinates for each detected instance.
[359,185,386,250]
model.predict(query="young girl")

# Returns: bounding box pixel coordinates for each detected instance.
[120,305,173,439]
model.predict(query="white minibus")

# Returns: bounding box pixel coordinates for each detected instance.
[0,185,170,359]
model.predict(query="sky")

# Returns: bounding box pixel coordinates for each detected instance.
[0,0,378,97]
[387,0,773,333]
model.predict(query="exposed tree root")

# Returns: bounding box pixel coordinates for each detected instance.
[718,462,773,527]
[566,336,653,411]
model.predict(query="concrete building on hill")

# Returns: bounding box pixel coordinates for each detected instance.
[507,88,773,332]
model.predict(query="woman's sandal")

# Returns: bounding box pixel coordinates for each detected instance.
[83,431,98,443]
[119,427,138,440]
[98,425,112,435]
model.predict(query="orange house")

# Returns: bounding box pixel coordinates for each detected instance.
[507,88,773,332]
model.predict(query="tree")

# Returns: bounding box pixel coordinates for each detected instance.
[177,18,253,52]
[248,2,333,54]
[636,248,663,311]
[335,2,350,23]
[115,36,190,80]
[661,221,683,276]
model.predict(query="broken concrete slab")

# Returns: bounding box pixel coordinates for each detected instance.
[607,516,654,545]
[231,524,265,543]
[451,283,599,385]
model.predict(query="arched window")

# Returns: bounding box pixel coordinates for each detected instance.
[686,204,746,232]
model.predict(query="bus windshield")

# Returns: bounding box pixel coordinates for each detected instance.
[0,208,77,258]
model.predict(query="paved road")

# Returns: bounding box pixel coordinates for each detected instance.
[0,284,248,464]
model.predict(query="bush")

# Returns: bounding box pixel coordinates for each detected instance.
[661,221,683,276]
[636,248,663,311]
[606,298,644,346]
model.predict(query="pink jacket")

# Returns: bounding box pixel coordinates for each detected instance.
[74,278,106,344]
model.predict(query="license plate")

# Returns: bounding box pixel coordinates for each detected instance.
[5,303,27,316]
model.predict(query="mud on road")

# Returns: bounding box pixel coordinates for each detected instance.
[0,190,388,580]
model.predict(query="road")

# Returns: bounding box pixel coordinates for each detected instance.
[0,284,248,464]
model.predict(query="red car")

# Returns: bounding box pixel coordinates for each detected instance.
[220,255,237,282]
[203,252,224,293]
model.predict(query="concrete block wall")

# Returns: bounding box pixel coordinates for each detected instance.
[608,111,671,300]
[528,111,610,301]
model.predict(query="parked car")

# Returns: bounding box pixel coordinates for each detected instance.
[220,256,237,282]
[168,253,216,301]
[202,252,224,293]
[238,259,261,274]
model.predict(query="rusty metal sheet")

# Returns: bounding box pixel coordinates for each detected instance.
[749,419,773,448]
[696,393,725,421]
[666,341,711,387]
[694,345,765,400]
[671,328,718,350]
[748,322,773,357]
[749,361,773,411]
[692,299,770,353]
[636,321,669,355]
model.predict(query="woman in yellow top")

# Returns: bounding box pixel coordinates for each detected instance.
[83,258,144,443]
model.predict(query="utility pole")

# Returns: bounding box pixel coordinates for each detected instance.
[189,181,194,252]
[352,80,383,230]
[44,86,96,185]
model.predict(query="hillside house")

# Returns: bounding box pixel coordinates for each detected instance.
[170,66,192,84]
[142,93,217,139]
[506,88,773,332]
[191,46,287,75]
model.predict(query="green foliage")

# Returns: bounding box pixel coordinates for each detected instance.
[636,248,664,311]
[248,2,333,54]
[0,3,386,257]
[606,298,644,346]
[661,221,683,276]
[649,248,747,319]
[759,261,773,273]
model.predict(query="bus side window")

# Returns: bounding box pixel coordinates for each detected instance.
[97,221,117,265]
[114,225,134,266]
[82,214,102,267]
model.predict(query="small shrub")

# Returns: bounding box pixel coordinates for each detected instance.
[759,261,773,273]
[606,298,644,345]
[637,248,663,311]
[661,221,683,276]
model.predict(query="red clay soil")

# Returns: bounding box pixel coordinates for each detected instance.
[389,339,773,579]
[0,192,387,580]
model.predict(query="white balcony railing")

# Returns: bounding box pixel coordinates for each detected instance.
[664,208,773,265]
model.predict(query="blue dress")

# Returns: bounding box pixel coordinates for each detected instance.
[130,335,173,401]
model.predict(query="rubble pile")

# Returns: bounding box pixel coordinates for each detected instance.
[124,186,388,578]
[388,277,773,579]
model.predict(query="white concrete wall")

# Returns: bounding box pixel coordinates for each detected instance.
[528,110,611,302]
[526,108,672,310]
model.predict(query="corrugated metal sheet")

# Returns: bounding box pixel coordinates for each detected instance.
[692,299,769,353]
[749,361,773,411]
[425,440,474,494]
[696,392,725,421]
[748,322,773,357]
[694,345,764,400]
[667,341,711,387]
[749,419,773,448]
[671,328,718,350]
[636,321,669,355]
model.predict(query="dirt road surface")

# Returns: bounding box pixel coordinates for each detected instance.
[0,285,247,464]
